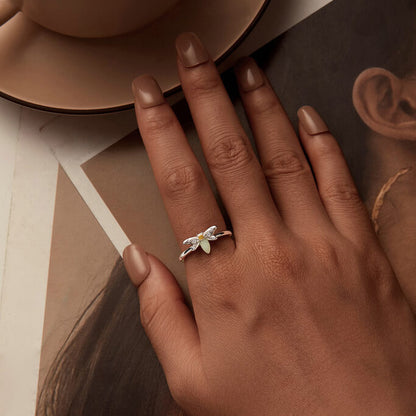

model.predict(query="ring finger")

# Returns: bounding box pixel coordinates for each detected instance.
[235,57,331,233]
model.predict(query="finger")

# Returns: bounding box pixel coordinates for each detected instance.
[297,106,377,246]
[175,33,282,239]
[234,57,331,232]
[123,244,204,400]
[132,75,234,262]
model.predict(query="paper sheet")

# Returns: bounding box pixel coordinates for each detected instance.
[0,108,58,416]
[0,98,21,299]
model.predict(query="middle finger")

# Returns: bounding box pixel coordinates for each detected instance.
[175,33,283,240]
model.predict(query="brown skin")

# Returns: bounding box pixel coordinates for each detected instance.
[124,33,416,416]
[353,68,416,312]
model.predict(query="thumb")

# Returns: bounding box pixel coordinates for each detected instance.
[123,244,202,404]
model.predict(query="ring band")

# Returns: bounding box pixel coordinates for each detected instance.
[179,225,232,262]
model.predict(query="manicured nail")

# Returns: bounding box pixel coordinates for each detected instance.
[297,106,329,135]
[234,57,264,92]
[123,244,151,287]
[132,75,165,109]
[175,32,210,68]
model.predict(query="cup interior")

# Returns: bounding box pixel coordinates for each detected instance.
[21,0,180,38]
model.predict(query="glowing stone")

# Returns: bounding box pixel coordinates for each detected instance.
[200,239,211,254]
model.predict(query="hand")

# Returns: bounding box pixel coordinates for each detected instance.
[123,32,416,416]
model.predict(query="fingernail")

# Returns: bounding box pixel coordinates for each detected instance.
[234,57,264,92]
[123,244,151,287]
[132,75,165,109]
[175,32,209,68]
[297,106,329,135]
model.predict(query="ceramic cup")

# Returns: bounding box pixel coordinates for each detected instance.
[0,0,179,38]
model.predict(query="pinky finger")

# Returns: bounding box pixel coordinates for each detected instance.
[297,106,376,247]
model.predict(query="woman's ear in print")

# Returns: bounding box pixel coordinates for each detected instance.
[353,67,416,141]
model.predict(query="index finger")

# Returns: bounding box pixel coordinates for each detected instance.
[132,74,233,266]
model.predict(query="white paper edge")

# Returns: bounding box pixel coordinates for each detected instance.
[0,98,21,301]
[0,108,58,416]
[42,111,137,256]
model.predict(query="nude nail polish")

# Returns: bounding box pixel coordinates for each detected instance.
[175,32,209,68]
[235,57,264,92]
[123,244,151,287]
[297,106,329,135]
[132,75,165,108]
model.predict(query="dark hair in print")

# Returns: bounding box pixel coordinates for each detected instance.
[37,259,179,415]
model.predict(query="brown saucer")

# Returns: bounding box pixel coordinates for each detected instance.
[0,0,269,114]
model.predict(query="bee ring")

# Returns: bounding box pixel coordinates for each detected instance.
[179,226,233,262]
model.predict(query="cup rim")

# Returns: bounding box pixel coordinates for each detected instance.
[0,0,271,114]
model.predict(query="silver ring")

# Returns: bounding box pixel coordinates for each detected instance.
[179,225,232,262]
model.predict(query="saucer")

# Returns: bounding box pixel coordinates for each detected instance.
[0,0,269,114]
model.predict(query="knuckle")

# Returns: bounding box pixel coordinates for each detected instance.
[196,259,243,312]
[209,293,240,316]
[187,70,222,97]
[263,151,307,182]
[318,140,343,159]
[169,375,204,412]
[242,306,269,336]
[202,271,238,306]
[140,295,166,333]
[143,110,176,133]
[208,133,253,174]
[312,239,340,268]
[251,93,281,116]
[364,251,398,297]
[169,377,189,406]
[375,268,401,303]
[324,182,362,204]
[252,241,301,280]
[161,164,203,201]
[351,233,379,255]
